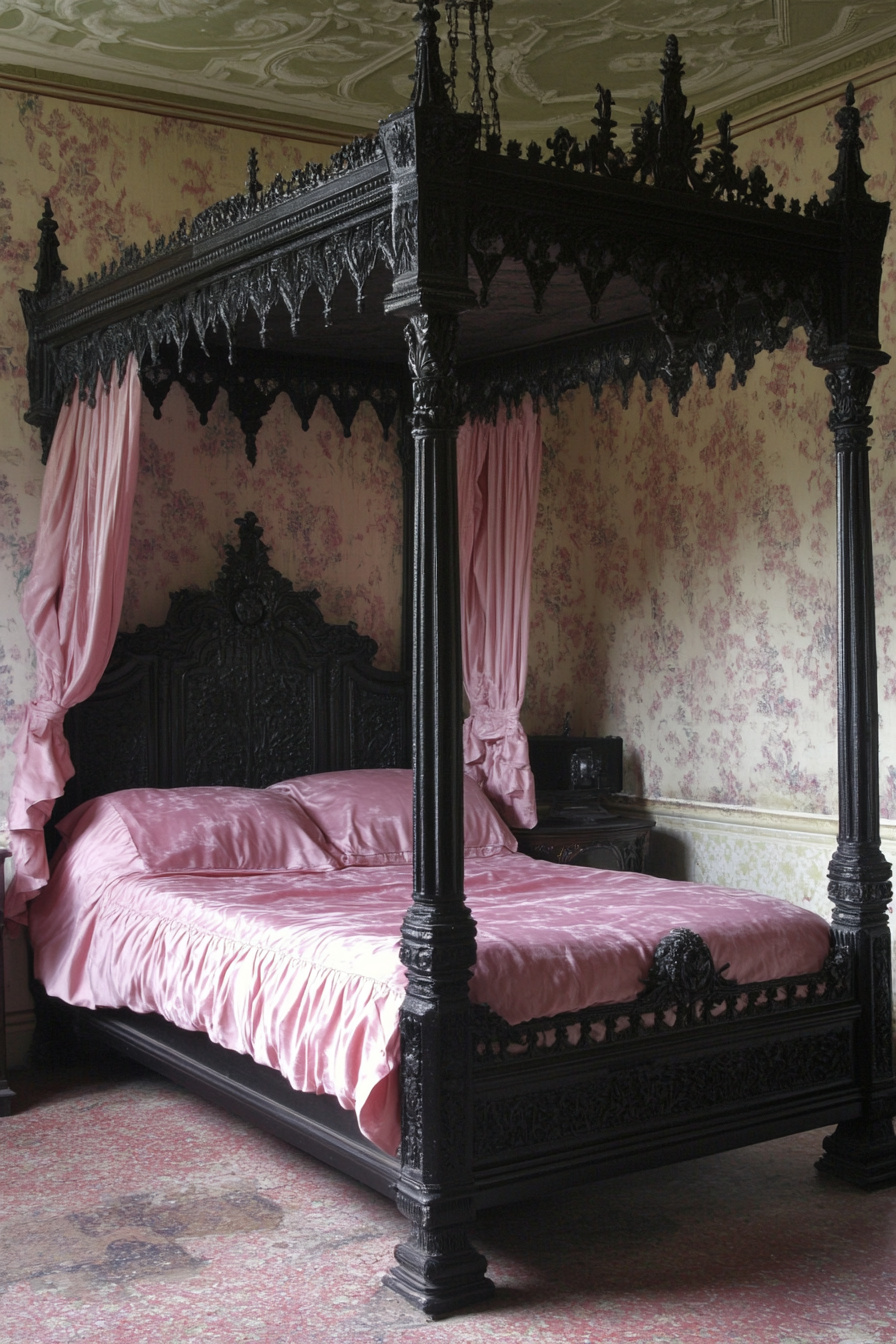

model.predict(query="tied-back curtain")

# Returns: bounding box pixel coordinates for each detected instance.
[6,355,142,923]
[458,398,542,829]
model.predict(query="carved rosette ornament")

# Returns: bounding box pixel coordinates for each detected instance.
[638,928,731,1005]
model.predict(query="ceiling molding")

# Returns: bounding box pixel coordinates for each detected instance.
[0,3,894,151]
[4,44,895,155]
[0,66,367,147]
[0,3,401,134]
[710,48,896,145]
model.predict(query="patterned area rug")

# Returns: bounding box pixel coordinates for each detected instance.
[1,1062,895,1344]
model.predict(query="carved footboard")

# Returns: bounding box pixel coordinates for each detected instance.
[468,930,864,1207]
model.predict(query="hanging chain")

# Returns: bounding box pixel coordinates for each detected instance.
[441,2,501,149]
[480,0,500,146]
[467,1,483,123]
[447,0,460,111]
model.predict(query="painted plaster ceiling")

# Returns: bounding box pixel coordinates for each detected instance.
[0,1,895,142]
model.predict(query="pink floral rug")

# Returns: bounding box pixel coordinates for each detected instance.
[1,1063,894,1344]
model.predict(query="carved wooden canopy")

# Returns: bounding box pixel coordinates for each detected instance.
[20,0,890,463]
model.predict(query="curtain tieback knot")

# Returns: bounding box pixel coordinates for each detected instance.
[19,697,68,748]
[29,696,66,726]
[469,708,521,740]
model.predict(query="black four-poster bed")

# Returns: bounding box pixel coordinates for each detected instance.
[15,0,896,1318]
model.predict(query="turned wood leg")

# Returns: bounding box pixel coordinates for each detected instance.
[819,1118,896,1189]
[815,362,896,1188]
[387,996,492,1316]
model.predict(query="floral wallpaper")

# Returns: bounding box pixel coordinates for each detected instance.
[0,88,402,847]
[124,386,402,667]
[524,342,839,812]
[523,72,896,819]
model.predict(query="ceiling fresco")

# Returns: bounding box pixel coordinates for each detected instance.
[0,1,894,140]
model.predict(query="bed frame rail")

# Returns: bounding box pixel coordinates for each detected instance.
[51,922,880,1215]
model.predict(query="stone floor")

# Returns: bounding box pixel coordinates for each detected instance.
[1,1061,895,1344]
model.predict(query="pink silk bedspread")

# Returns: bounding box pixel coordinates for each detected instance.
[30,820,832,1156]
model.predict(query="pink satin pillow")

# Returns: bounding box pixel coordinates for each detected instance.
[56,786,339,874]
[267,768,517,866]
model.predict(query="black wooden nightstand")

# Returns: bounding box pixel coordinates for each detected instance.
[511,813,654,872]
[0,847,13,1115]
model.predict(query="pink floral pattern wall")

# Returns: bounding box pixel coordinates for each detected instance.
[0,89,402,838]
[125,387,402,668]
[523,75,896,818]
[525,342,838,812]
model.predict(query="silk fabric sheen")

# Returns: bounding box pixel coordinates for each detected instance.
[267,768,517,864]
[6,357,142,921]
[58,787,338,874]
[31,815,831,1156]
[457,402,542,830]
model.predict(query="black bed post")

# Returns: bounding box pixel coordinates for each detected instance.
[379,0,494,1316]
[395,396,416,674]
[814,87,896,1187]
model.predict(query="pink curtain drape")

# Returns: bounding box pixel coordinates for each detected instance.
[6,355,142,923]
[458,398,542,830]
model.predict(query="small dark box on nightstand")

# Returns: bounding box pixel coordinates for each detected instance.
[516,736,651,868]
[527,735,623,796]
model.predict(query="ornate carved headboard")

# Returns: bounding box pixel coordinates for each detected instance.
[57,512,410,822]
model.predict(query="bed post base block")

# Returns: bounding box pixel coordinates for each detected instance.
[816,1116,896,1188]
[0,1086,14,1117]
[384,1229,494,1319]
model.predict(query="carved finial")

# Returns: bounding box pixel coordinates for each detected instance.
[629,101,660,184]
[661,34,684,87]
[246,148,261,210]
[218,513,277,625]
[34,198,66,295]
[699,109,743,201]
[718,111,737,158]
[411,0,450,108]
[235,512,266,550]
[655,34,702,191]
[590,84,618,174]
[828,81,870,203]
